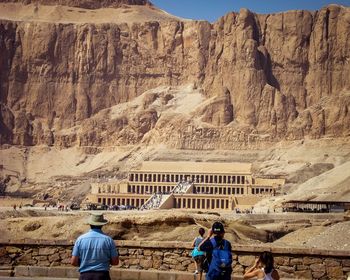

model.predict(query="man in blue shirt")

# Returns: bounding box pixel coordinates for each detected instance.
[199,222,233,280]
[71,213,119,280]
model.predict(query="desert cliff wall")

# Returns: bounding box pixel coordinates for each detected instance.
[0,0,150,9]
[0,4,349,148]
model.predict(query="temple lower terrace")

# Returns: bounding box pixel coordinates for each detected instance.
[88,162,285,211]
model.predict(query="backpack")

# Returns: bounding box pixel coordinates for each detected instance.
[208,238,232,273]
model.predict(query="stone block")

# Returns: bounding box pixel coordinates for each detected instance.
[139,270,158,280]
[66,268,79,278]
[312,271,326,278]
[38,247,57,255]
[295,270,312,279]
[5,246,21,254]
[137,249,143,255]
[303,257,322,265]
[327,266,343,278]
[176,274,195,280]
[310,263,326,272]
[159,264,170,270]
[0,270,12,277]
[164,252,178,258]
[164,257,179,265]
[119,249,128,255]
[233,264,244,273]
[37,260,50,266]
[59,251,71,259]
[119,270,140,280]
[290,258,303,265]
[140,259,153,269]
[238,255,255,266]
[296,265,309,271]
[35,255,48,261]
[175,264,186,271]
[110,269,121,279]
[47,267,67,278]
[24,248,34,254]
[48,253,61,262]
[278,265,295,273]
[29,266,48,277]
[187,263,195,272]
[274,256,290,266]
[127,258,140,265]
[0,257,11,265]
[324,258,340,267]
[278,270,292,279]
[17,253,34,264]
[61,257,71,264]
[177,257,188,262]
[181,259,191,266]
[129,265,142,270]
[144,249,153,256]
[159,272,176,280]
[343,259,350,267]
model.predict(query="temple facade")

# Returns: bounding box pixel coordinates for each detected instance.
[88,161,285,211]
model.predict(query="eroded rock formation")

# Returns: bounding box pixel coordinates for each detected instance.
[0,2,349,148]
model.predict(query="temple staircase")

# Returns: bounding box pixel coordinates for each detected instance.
[140,181,193,210]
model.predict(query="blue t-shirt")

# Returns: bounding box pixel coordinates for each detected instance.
[72,229,118,273]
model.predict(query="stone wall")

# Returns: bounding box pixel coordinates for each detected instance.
[1,240,350,279]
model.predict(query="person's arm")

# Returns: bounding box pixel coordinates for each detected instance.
[110,256,119,266]
[243,268,260,279]
[198,229,213,251]
[272,269,280,280]
[70,256,79,266]
[243,258,260,279]
[110,239,119,266]
[71,241,80,267]
[192,237,197,248]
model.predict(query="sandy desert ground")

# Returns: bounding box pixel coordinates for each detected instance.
[0,207,349,252]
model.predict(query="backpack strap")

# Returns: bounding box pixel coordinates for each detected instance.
[211,238,228,250]
[210,238,216,248]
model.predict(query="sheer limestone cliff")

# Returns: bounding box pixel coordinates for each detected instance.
[0,1,349,149]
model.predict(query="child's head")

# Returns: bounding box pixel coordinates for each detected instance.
[198,227,205,236]
[259,251,274,273]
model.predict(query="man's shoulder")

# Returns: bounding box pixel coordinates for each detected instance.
[77,230,110,240]
[223,239,232,250]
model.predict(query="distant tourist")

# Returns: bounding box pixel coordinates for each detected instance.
[199,222,232,280]
[243,251,280,280]
[71,213,119,280]
[191,227,206,280]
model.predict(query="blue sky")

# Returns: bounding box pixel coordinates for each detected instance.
[151,0,350,22]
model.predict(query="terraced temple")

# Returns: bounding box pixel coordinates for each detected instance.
[89,161,285,210]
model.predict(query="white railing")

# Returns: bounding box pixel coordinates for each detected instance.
[172,181,193,194]
[140,193,163,210]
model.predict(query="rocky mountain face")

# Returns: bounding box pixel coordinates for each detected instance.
[0,0,150,9]
[0,2,349,149]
